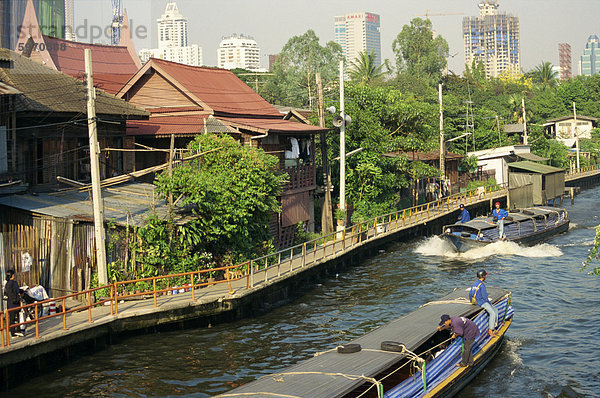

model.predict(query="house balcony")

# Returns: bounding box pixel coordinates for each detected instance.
[283,161,315,192]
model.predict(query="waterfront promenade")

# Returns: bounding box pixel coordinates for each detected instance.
[1,166,599,389]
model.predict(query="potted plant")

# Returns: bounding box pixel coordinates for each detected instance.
[334,208,346,226]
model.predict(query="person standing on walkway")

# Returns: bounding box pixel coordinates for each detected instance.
[437,314,480,367]
[469,269,498,337]
[492,201,508,240]
[458,204,470,223]
[5,269,24,337]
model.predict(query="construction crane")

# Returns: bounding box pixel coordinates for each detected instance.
[110,0,123,45]
[414,10,465,20]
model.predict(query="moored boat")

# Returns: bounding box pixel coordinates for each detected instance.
[441,206,569,253]
[219,287,513,398]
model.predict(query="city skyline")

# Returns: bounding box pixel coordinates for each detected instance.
[73,0,600,75]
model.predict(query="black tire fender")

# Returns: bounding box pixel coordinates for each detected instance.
[381,341,406,353]
[337,343,361,354]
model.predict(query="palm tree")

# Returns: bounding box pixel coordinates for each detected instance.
[349,50,386,85]
[532,61,558,89]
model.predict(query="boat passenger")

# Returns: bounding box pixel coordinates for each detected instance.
[469,269,498,337]
[458,204,470,223]
[492,202,508,240]
[437,314,480,367]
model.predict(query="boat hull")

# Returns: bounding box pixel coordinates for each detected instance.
[425,318,512,398]
[442,220,570,253]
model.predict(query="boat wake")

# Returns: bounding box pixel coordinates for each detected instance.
[415,236,562,259]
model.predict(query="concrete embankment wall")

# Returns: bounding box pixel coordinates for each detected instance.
[0,199,496,390]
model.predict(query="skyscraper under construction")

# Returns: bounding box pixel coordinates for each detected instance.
[463,0,520,78]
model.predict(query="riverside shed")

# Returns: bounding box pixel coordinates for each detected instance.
[508,161,565,205]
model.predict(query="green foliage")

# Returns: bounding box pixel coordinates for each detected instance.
[153,134,286,265]
[349,50,387,85]
[392,18,449,83]
[262,29,342,108]
[466,178,497,191]
[533,139,571,168]
[531,61,558,89]
[460,155,479,173]
[582,225,600,276]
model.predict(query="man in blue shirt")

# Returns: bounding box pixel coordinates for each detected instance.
[469,269,498,337]
[492,201,508,240]
[438,314,480,367]
[458,204,470,223]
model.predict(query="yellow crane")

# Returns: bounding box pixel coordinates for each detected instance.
[414,10,465,20]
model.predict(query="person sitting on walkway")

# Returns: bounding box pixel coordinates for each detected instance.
[469,269,498,337]
[492,202,509,240]
[5,269,24,337]
[458,204,470,223]
[437,314,480,367]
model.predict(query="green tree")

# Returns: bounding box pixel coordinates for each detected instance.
[263,30,342,108]
[583,225,600,276]
[531,61,558,89]
[392,18,449,82]
[349,50,386,85]
[154,134,286,263]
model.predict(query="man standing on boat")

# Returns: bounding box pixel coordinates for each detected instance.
[437,314,480,367]
[492,202,508,240]
[469,269,498,337]
[458,204,470,223]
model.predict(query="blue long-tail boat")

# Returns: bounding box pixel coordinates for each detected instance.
[441,206,569,253]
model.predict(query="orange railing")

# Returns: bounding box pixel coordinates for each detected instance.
[565,165,600,180]
[1,183,509,347]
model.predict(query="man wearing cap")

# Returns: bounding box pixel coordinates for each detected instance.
[492,202,508,240]
[437,314,480,367]
[469,269,498,337]
[458,204,470,223]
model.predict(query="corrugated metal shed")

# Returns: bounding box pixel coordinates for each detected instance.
[508,161,564,174]
[516,152,549,162]
[0,183,176,227]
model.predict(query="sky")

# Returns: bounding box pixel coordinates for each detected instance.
[74,0,600,75]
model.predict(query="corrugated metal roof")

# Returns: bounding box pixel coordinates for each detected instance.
[43,35,139,90]
[127,114,235,136]
[0,81,21,95]
[218,116,329,134]
[150,58,282,117]
[0,183,178,227]
[504,123,524,134]
[546,114,598,123]
[0,50,148,118]
[508,160,564,174]
[516,152,549,162]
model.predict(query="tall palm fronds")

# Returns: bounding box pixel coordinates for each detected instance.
[532,61,558,89]
[349,50,386,85]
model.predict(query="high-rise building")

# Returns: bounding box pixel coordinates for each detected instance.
[217,34,260,71]
[1,0,70,49]
[334,12,381,72]
[463,0,520,78]
[558,43,572,80]
[139,2,202,66]
[580,35,600,76]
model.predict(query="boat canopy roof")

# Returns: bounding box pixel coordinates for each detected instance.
[445,206,565,231]
[221,287,511,398]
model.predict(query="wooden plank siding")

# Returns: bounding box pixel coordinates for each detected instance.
[125,72,198,109]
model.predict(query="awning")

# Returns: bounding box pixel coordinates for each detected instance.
[516,152,549,162]
[217,116,329,134]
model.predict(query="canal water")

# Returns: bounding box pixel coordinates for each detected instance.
[13,187,600,398]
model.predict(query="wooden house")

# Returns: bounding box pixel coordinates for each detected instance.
[115,58,329,247]
[0,49,148,189]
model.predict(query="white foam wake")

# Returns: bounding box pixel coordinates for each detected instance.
[415,236,562,259]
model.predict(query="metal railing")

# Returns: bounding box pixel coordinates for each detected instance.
[565,165,600,180]
[1,183,508,347]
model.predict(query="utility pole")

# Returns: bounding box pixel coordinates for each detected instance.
[439,83,445,179]
[316,73,333,234]
[574,102,580,170]
[339,60,346,222]
[522,98,528,145]
[85,49,108,285]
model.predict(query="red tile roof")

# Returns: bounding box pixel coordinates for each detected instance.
[43,35,138,94]
[149,58,282,117]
